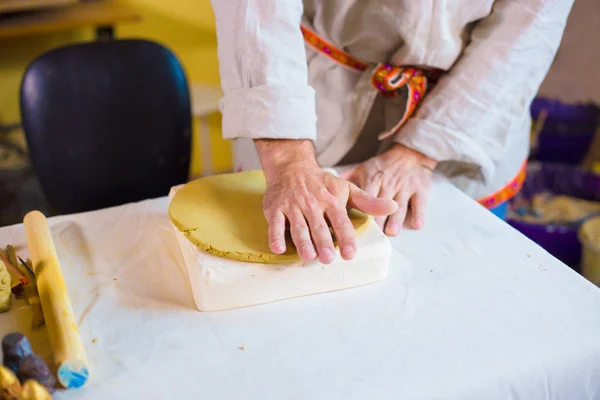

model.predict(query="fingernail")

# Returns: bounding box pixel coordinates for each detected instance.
[322,248,335,263]
[301,245,316,260]
[413,218,423,229]
[342,245,355,258]
[386,223,399,236]
[272,240,284,253]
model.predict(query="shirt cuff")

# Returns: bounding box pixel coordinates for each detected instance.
[394,117,495,183]
[220,85,317,140]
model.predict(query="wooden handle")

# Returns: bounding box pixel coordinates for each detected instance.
[23,211,89,389]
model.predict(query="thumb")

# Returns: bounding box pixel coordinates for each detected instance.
[348,184,397,216]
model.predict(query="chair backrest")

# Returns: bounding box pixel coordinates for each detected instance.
[20,39,192,214]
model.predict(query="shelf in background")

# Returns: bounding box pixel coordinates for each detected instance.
[0,0,77,14]
[0,0,140,40]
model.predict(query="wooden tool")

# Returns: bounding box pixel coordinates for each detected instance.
[23,211,89,389]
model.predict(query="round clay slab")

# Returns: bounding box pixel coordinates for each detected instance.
[169,170,371,264]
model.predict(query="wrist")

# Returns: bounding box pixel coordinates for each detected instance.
[254,139,320,183]
[389,143,438,170]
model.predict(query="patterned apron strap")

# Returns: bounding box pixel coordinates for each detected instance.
[371,65,430,140]
[300,25,368,72]
[478,161,528,209]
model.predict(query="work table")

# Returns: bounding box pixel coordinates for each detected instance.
[1,176,600,399]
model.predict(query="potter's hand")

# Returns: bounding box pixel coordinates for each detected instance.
[342,144,436,236]
[255,139,397,264]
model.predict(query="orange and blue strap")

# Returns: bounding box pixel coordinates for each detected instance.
[478,161,528,210]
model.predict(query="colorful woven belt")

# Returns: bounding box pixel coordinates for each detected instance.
[477,161,527,209]
[300,24,525,209]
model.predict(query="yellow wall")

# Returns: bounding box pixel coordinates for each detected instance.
[0,0,229,177]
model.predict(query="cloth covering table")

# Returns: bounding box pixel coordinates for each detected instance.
[1,177,600,399]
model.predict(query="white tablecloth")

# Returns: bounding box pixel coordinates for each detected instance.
[1,178,600,399]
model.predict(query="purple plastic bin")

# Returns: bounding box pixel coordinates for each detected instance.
[534,130,596,165]
[530,98,599,164]
[507,163,600,269]
[531,98,599,126]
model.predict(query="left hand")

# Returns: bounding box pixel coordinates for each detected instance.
[341,144,437,236]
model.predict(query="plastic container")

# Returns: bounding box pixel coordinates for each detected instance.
[534,130,596,165]
[579,217,600,286]
[530,98,599,164]
[531,98,599,127]
[507,162,600,269]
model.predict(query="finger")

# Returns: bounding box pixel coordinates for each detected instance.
[287,210,317,262]
[363,178,381,198]
[385,191,411,236]
[366,178,384,228]
[348,184,397,216]
[375,188,395,229]
[409,190,428,230]
[305,208,336,264]
[326,206,357,260]
[267,210,287,254]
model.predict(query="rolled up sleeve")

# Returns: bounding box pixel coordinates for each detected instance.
[395,0,574,182]
[211,0,317,140]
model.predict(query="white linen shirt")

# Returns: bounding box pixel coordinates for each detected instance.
[211,0,573,199]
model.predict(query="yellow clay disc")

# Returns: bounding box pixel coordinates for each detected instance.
[169,170,371,264]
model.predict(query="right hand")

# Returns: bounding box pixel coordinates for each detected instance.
[256,140,397,264]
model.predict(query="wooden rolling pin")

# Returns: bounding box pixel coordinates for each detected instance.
[23,211,89,389]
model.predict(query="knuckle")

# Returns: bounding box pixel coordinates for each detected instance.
[325,180,344,194]
[263,208,275,220]
[380,171,395,184]
[332,217,349,230]
[394,201,407,214]
[262,196,273,209]
[270,233,284,242]
[303,203,323,217]
[328,209,348,226]
[292,223,307,232]
[299,243,314,254]
[396,183,410,196]
[305,194,319,208]
[264,197,286,213]
[389,211,402,222]
[295,189,314,205]
[319,186,331,196]
[367,171,384,184]
[267,214,281,224]
[323,194,340,208]
[312,223,330,235]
